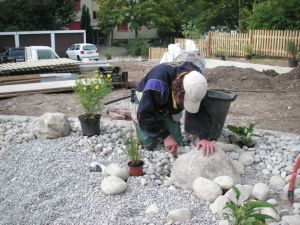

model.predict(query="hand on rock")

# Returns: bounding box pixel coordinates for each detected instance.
[195,139,216,157]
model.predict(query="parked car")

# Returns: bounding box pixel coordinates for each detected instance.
[65,43,99,61]
[25,46,60,62]
[0,47,25,63]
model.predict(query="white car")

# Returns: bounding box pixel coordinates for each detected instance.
[65,43,99,61]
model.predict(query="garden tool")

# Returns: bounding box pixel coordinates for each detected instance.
[288,155,300,205]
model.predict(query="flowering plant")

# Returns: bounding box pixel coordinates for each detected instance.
[73,74,112,118]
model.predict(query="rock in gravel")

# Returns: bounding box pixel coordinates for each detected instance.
[145,203,159,215]
[214,176,234,190]
[167,208,192,222]
[171,148,241,189]
[216,142,237,152]
[193,177,222,203]
[89,161,102,172]
[282,215,300,225]
[210,195,230,215]
[251,182,270,200]
[269,175,285,188]
[231,160,245,174]
[101,176,127,195]
[105,163,129,180]
[239,152,254,166]
[260,208,280,221]
[218,220,230,225]
[225,184,250,205]
[32,112,70,139]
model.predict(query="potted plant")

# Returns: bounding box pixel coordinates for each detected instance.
[286,40,299,67]
[215,47,227,60]
[103,47,114,60]
[227,124,260,148]
[73,74,112,136]
[125,136,144,176]
[243,43,253,60]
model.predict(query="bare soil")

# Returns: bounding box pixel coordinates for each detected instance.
[0,60,299,135]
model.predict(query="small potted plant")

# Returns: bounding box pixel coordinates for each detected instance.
[243,43,253,60]
[286,40,299,67]
[103,47,114,60]
[73,74,112,136]
[215,47,227,60]
[125,136,144,176]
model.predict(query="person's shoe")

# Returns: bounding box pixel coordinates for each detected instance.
[143,141,157,151]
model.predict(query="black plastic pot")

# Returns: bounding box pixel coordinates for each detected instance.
[184,90,237,140]
[245,54,252,60]
[288,58,299,67]
[78,114,101,136]
[219,55,225,60]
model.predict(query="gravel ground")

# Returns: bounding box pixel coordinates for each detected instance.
[0,115,299,225]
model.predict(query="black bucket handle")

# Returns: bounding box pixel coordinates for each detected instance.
[208,89,237,101]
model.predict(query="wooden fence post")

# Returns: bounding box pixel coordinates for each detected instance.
[208,32,212,56]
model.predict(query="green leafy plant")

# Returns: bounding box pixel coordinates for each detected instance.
[125,136,141,165]
[73,74,112,118]
[181,21,203,39]
[103,48,113,60]
[224,186,276,225]
[127,37,150,56]
[227,124,260,147]
[286,40,299,60]
[243,43,253,56]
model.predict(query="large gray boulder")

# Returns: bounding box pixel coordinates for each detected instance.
[170,147,241,189]
[32,113,70,139]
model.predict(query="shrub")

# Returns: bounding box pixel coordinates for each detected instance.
[286,40,299,60]
[103,48,113,60]
[224,186,276,225]
[73,74,112,117]
[125,136,141,165]
[127,38,150,56]
[227,124,260,147]
[243,43,253,55]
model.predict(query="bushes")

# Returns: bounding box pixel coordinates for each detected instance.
[127,38,150,56]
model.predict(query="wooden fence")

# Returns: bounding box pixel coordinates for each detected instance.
[148,30,300,60]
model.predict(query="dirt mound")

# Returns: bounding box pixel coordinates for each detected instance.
[279,65,300,80]
[205,66,273,91]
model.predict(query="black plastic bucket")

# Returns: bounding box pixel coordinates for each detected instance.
[184,90,237,140]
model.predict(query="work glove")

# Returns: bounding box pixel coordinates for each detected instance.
[164,135,178,156]
[195,139,216,157]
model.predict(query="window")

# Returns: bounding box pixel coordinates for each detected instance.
[75,45,81,50]
[37,50,58,60]
[117,24,128,31]
[74,0,81,11]
[83,44,96,50]
[69,45,76,50]
[93,11,97,19]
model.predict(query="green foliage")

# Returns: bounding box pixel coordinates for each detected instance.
[227,124,260,147]
[73,74,112,117]
[0,0,76,31]
[127,38,150,56]
[80,5,93,43]
[286,40,299,59]
[181,21,203,39]
[125,136,141,165]
[243,43,253,55]
[224,186,276,225]
[245,0,300,30]
[103,48,114,60]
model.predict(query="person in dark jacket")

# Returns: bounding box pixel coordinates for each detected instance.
[133,59,215,156]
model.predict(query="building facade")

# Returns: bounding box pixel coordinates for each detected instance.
[69,0,158,45]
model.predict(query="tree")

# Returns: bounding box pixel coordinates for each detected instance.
[245,0,300,30]
[80,5,93,43]
[0,0,76,31]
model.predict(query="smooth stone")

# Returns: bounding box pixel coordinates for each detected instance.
[269,175,286,188]
[282,215,300,225]
[167,208,192,222]
[260,208,280,221]
[225,184,250,205]
[105,163,129,181]
[214,176,234,190]
[239,152,254,166]
[251,183,270,201]
[193,177,222,203]
[145,203,159,215]
[101,176,127,195]
[267,199,278,206]
[210,195,230,215]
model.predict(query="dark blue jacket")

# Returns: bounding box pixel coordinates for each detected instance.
[136,61,212,140]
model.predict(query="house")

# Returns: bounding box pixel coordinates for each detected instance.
[69,0,158,45]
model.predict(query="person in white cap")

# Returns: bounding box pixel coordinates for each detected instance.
[133,59,215,156]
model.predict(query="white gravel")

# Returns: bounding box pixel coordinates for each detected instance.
[0,115,299,225]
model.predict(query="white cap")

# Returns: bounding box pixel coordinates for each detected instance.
[183,71,208,113]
